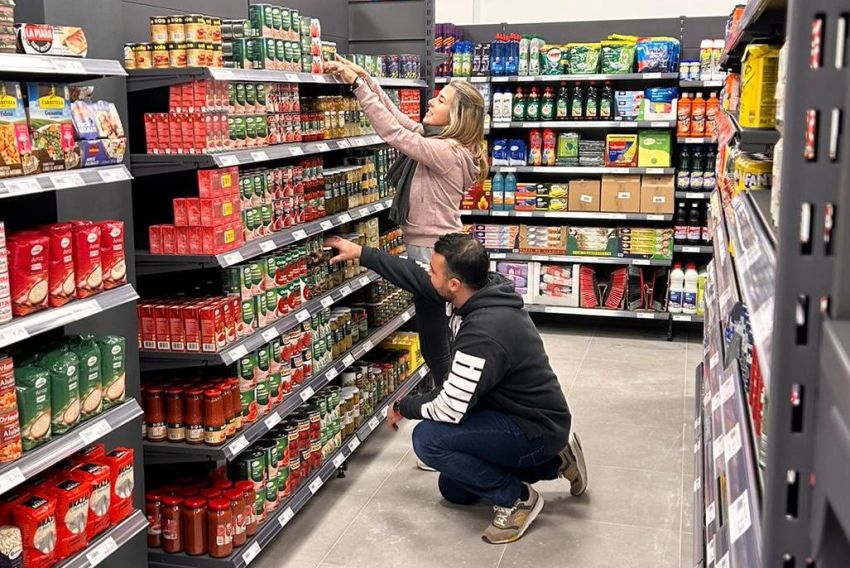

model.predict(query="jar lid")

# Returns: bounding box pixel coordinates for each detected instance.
[145,491,163,501]
[207,498,230,511]
[204,388,222,397]
[213,479,232,490]
[201,488,221,499]
[146,385,164,394]
[223,489,243,501]
[233,481,255,493]
[183,497,206,508]
[162,495,183,506]
[166,385,183,394]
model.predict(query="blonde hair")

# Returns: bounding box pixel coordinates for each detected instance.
[439,80,488,185]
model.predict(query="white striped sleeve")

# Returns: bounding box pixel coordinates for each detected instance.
[420,349,486,423]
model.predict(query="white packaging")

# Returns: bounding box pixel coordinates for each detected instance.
[683,263,698,315]
[712,39,726,80]
[700,39,714,80]
[668,263,684,314]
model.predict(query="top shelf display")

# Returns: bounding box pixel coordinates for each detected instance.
[0,53,127,81]
[436,72,678,84]
[719,0,787,69]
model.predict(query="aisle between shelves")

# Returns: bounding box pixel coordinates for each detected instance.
[148,364,430,568]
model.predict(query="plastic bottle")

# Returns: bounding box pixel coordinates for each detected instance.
[687,201,702,244]
[600,82,613,120]
[519,35,530,76]
[506,34,519,76]
[705,91,720,138]
[529,36,542,76]
[502,89,513,122]
[528,129,543,166]
[690,147,704,191]
[492,35,504,76]
[676,93,692,137]
[683,263,698,315]
[540,86,555,121]
[585,81,599,120]
[492,89,504,122]
[690,92,706,136]
[526,87,540,121]
[712,39,725,80]
[461,42,473,77]
[696,267,708,316]
[677,146,691,190]
[703,147,716,191]
[556,82,569,120]
[492,172,504,211]
[512,87,526,121]
[669,262,684,314]
[700,39,713,80]
[570,82,584,120]
[674,202,689,242]
[453,42,464,77]
[701,202,712,244]
[504,172,517,210]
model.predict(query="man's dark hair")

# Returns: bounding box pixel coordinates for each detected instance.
[433,233,489,290]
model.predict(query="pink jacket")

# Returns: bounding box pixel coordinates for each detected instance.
[354,77,480,248]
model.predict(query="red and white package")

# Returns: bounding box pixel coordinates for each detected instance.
[7,231,49,316]
[97,221,127,289]
[71,223,103,298]
[41,223,76,307]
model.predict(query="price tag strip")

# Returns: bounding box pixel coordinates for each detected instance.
[332,453,346,469]
[228,435,250,457]
[727,490,753,544]
[278,507,294,527]
[309,476,324,494]
[299,386,316,402]
[79,419,112,445]
[85,536,118,568]
[264,412,282,430]
[0,467,25,494]
[242,541,262,566]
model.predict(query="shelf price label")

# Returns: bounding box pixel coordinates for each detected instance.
[299,386,316,402]
[342,354,355,367]
[228,435,250,457]
[320,220,334,231]
[490,253,506,259]
[218,155,239,166]
[79,419,112,445]
[706,502,717,525]
[635,312,656,319]
[227,345,249,362]
[713,437,724,460]
[362,340,374,352]
[0,467,24,494]
[316,143,331,152]
[338,213,352,223]
[336,140,351,149]
[340,285,352,297]
[259,240,277,253]
[381,406,389,418]
[223,251,244,265]
[261,328,279,343]
[723,424,742,462]
[242,541,262,566]
[309,476,324,494]
[491,211,509,217]
[53,59,86,74]
[291,229,308,241]
[3,178,41,195]
[321,296,335,308]
[86,536,118,567]
[288,146,304,156]
[295,310,310,323]
[277,507,295,527]
[359,275,372,287]
[347,437,361,453]
[332,453,346,469]
[250,151,269,162]
[401,310,412,322]
[264,412,282,430]
[720,375,735,402]
[0,326,30,347]
[728,491,753,544]
[51,172,84,188]
[367,416,380,431]
[325,367,339,381]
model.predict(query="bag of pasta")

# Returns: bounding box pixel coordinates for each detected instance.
[0,81,37,177]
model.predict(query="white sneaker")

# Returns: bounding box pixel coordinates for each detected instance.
[416,458,437,472]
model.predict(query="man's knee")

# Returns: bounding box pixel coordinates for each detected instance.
[412,420,445,463]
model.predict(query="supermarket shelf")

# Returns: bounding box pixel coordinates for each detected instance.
[680,79,725,88]
[490,72,679,83]
[675,244,714,254]
[127,67,426,92]
[676,191,712,200]
[0,400,143,495]
[144,305,415,461]
[693,363,706,568]
[490,120,675,130]
[135,197,394,275]
[147,364,429,568]
[719,0,787,69]
[434,76,490,83]
[490,166,675,175]
[139,270,384,370]
[0,284,139,349]
[488,252,672,267]
[722,108,780,150]
[130,134,386,176]
[746,190,776,246]
[672,313,704,323]
[56,510,148,568]
[678,136,716,144]
[711,213,741,324]
[526,303,669,320]
[477,209,673,221]
[0,165,133,200]
[0,53,127,80]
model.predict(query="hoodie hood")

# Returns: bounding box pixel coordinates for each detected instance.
[458,272,524,316]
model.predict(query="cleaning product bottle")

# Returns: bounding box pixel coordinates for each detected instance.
[705,91,720,138]
[492,34,505,76]
[502,88,514,123]
[556,82,569,120]
[540,86,555,121]
[492,89,503,122]
[677,92,692,136]
[492,172,504,211]
[674,202,689,242]
[504,172,517,210]
[512,87,526,121]
[570,82,584,120]
[506,34,519,76]
[700,39,713,80]
[683,263,698,315]
[669,262,684,314]
[696,266,708,316]
[585,81,599,120]
[519,35,530,76]
[453,42,464,77]
[600,81,613,120]
[690,92,706,136]
[526,87,540,121]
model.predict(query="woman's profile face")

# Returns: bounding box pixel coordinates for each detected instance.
[424,85,454,126]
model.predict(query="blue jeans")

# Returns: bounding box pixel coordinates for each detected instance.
[412,409,561,507]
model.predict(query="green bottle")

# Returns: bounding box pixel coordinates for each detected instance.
[540,86,555,121]
[512,87,526,121]
[556,82,569,120]
[526,87,540,121]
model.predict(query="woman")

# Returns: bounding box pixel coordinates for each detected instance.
[324,55,488,264]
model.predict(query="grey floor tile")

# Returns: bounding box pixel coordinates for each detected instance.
[681,532,695,568]
[568,384,684,431]
[570,364,687,398]
[498,519,680,568]
[531,464,682,531]
[570,415,684,474]
[323,496,505,568]
[324,423,412,498]
[682,474,694,533]
[374,452,446,504]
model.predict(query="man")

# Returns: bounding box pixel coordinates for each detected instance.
[325,233,588,544]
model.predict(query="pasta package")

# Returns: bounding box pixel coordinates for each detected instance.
[25,83,79,172]
[16,24,88,57]
[0,82,37,178]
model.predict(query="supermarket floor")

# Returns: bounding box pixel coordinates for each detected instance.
[255,320,700,568]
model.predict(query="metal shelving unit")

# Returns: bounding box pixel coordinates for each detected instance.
[488,252,671,267]
[464,209,672,221]
[148,363,429,568]
[490,165,675,175]
[56,511,149,568]
[0,165,132,199]
[526,304,669,320]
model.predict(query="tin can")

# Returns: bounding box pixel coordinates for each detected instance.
[124,44,135,69]
[230,449,265,494]
[186,42,205,67]
[689,61,700,81]
[184,14,205,42]
[167,43,186,68]
[167,15,185,43]
[133,43,153,69]
[291,10,300,36]
[151,16,168,44]
[213,44,223,68]
[152,43,169,68]
[211,17,222,43]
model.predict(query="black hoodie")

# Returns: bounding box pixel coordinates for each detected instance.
[360,247,571,455]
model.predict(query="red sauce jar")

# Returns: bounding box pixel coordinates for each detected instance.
[161,495,183,553]
[234,481,257,536]
[218,381,236,439]
[201,488,222,501]
[206,498,233,558]
[182,497,207,556]
[212,479,232,492]
[204,388,226,445]
[185,387,205,444]
[145,385,167,441]
[224,489,246,547]
[145,491,163,548]
[228,379,242,431]
[166,386,186,442]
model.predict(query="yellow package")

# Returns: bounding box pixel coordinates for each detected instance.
[606,134,638,167]
[739,44,780,128]
[734,154,773,192]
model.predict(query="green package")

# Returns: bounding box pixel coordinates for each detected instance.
[601,41,636,74]
[39,349,80,435]
[540,45,564,75]
[15,365,51,450]
[557,132,580,165]
[237,352,258,391]
[567,43,601,74]
[69,336,103,419]
[96,336,126,409]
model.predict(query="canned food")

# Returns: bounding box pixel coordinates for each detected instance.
[184,15,205,42]
[167,15,185,43]
[213,44,223,68]
[133,43,153,69]
[152,43,169,68]
[124,44,135,69]
[211,17,222,43]
[186,42,205,67]
[151,16,168,44]
[230,449,265,493]
[166,43,186,68]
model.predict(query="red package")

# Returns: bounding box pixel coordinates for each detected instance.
[173,198,188,226]
[185,198,201,226]
[188,227,203,255]
[45,477,91,559]
[12,494,57,568]
[199,303,217,353]
[181,113,194,153]
[168,115,183,154]
[154,303,170,351]
[98,220,127,290]
[192,112,206,153]
[221,297,235,345]
[198,166,239,197]
[7,231,49,316]
[138,304,156,349]
[161,226,176,254]
[168,305,185,351]
[155,114,169,153]
[144,114,158,154]
[148,225,164,254]
[175,227,189,255]
[214,298,227,350]
[71,224,103,298]
[71,444,106,464]
[40,224,76,308]
[95,447,134,524]
[70,462,112,540]
[183,303,201,352]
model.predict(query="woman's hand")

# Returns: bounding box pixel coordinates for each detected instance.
[335,54,370,80]
[323,60,358,84]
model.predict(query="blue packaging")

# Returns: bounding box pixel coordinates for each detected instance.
[509,139,527,166]
[492,138,509,165]
[636,38,681,72]
[644,87,678,103]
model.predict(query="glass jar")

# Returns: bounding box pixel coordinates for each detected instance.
[182,497,207,555]
[224,489,247,547]
[145,491,162,548]
[145,385,167,441]
[206,498,233,558]
[166,386,186,442]
[161,495,183,553]
[204,388,227,446]
[185,387,204,444]
[234,481,257,537]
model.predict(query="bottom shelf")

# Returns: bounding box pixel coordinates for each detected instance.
[526,304,670,320]
[148,364,430,568]
[57,510,148,568]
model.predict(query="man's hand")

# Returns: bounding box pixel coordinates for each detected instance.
[324,235,362,264]
[386,402,404,432]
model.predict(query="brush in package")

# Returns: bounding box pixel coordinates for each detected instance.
[627,265,669,312]
[579,265,628,309]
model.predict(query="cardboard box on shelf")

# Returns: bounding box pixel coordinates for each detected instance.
[640,175,675,214]
[531,262,580,307]
[637,130,672,168]
[567,179,600,212]
[490,260,533,303]
[472,224,519,253]
[519,225,568,254]
[461,180,491,212]
[600,175,641,213]
[567,227,618,257]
